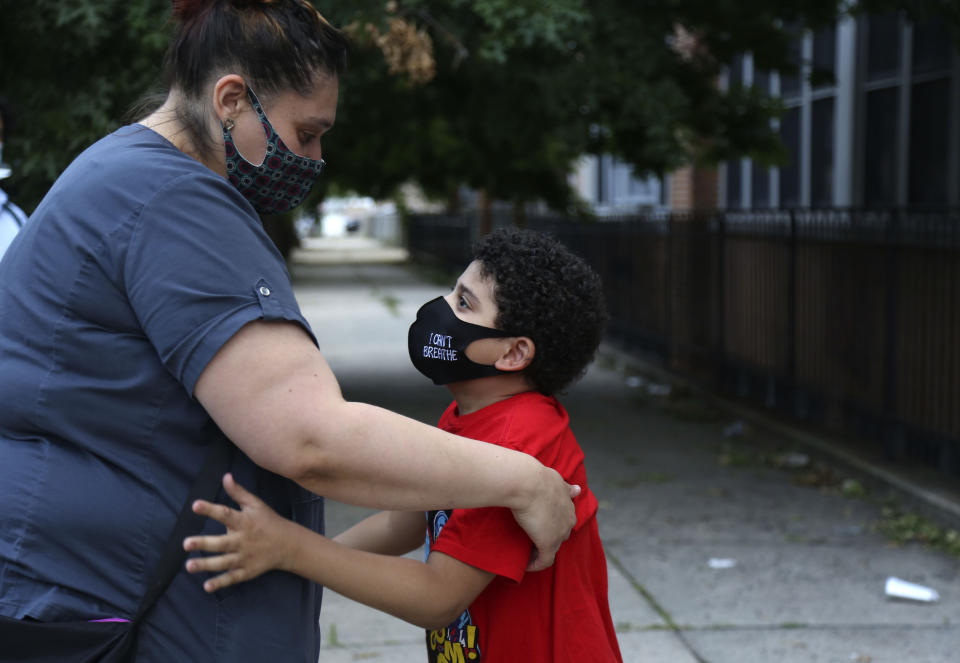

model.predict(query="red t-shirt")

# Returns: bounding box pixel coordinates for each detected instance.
[425,392,623,663]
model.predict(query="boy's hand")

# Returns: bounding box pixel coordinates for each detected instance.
[514,467,581,572]
[183,473,298,592]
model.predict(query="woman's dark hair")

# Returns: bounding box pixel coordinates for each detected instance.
[473,227,608,396]
[162,0,349,158]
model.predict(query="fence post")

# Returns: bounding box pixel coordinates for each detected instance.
[714,212,726,390]
[882,208,903,460]
[787,209,798,416]
[665,213,674,368]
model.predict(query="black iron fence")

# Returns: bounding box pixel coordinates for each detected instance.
[407,208,960,479]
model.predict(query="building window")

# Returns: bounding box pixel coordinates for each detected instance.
[753,69,770,94]
[811,98,834,207]
[781,36,802,99]
[863,87,899,206]
[729,54,744,89]
[812,25,837,88]
[912,19,951,76]
[726,160,742,209]
[867,13,900,82]
[779,107,801,207]
[908,78,950,204]
[752,164,770,208]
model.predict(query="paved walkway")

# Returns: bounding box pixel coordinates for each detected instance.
[291,238,960,663]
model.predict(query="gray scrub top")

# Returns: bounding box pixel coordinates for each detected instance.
[0,125,324,662]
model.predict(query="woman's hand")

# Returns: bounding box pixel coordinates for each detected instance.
[513,466,581,572]
[183,473,301,592]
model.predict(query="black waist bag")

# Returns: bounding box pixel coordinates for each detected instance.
[0,428,233,663]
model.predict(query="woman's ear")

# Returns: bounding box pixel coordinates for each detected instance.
[212,74,248,124]
[494,337,535,372]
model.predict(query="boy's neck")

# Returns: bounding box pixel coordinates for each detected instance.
[447,374,534,416]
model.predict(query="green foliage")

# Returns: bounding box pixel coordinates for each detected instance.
[0,0,171,211]
[320,0,593,210]
[322,0,846,209]
[8,0,959,216]
[877,507,960,558]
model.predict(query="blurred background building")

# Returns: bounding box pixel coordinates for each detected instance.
[719,13,956,211]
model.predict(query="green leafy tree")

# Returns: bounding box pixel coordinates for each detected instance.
[0,0,170,211]
[320,0,848,217]
[8,0,957,220]
[319,0,593,225]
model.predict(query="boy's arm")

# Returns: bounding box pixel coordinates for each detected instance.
[333,509,425,555]
[289,532,493,629]
[185,474,493,630]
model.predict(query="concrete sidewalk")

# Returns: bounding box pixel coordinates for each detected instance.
[291,239,960,663]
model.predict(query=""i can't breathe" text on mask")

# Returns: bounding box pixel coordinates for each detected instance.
[407,297,513,385]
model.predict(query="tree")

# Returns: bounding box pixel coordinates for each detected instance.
[0,0,170,211]
[10,0,955,219]
[320,0,847,217]
[319,0,594,224]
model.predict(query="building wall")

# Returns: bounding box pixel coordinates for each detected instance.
[719,11,959,210]
[569,154,665,215]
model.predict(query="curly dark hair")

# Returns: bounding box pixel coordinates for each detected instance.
[473,227,607,395]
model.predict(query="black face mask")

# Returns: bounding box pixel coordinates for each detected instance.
[408,297,513,385]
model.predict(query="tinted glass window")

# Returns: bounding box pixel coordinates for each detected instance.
[752,163,770,208]
[811,98,834,207]
[781,37,802,98]
[726,160,741,209]
[729,54,744,89]
[779,107,801,207]
[909,78,950,204]
[753,69,770,94]
[863,87,899,206]
[812,25,836,88]
[867,14,900,81]
[913,19,951,75]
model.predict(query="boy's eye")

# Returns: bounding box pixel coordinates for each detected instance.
[299,132,317,146]
[458,294,470,309]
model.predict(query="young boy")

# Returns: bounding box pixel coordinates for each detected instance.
[184,227,623,662]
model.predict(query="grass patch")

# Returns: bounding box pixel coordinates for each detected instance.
[876,507,960,558]
[717,443,770,469]
[326,623,343,648]
[379,293,401,317]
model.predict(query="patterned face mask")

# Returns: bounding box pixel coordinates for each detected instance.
[222,87,325,215]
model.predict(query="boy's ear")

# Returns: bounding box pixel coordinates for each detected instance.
[494,337,535,372]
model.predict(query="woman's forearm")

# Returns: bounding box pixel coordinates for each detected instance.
[291,399,542,512]
[195,320,576,568]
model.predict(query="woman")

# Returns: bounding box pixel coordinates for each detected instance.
[0,1,578,661]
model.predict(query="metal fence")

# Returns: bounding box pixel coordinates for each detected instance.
[407,208,960,479]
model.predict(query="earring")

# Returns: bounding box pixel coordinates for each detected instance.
[223,118,235,132]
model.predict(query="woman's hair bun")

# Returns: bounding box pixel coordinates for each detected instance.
[171,0,215,22]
